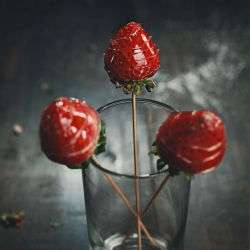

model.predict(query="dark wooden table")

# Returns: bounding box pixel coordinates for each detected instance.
[0,1,249,249]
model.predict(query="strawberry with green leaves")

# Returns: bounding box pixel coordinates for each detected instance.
[155,110,227,175]
[39,96,101,166]
[104,21,160,95]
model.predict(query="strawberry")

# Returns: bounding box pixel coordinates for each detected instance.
[156,110,226,175]
[39,96,101,166]
[104,21,160,95]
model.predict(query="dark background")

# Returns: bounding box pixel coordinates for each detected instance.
[0,0,249,249]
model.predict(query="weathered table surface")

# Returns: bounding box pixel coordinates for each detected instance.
[0,1,249,249]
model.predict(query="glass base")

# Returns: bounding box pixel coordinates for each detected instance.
[89,233,169,250]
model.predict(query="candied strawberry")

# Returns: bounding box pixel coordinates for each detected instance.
[156,110,226,175]
[104,21,160,93]
[39,97,100,165]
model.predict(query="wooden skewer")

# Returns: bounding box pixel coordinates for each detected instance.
[103,172,137,217]
[132,92,142,250]
[91,155,156,246]
[122,174,171,244]
[141,174,171,218]
[103,172,156,246]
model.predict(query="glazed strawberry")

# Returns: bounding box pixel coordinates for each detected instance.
[104,21,160,94]
[39,97,101,166]
[156,110,226,175]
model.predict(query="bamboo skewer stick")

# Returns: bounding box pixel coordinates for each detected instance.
[103,172,156,246]
[141,174,171,218]
[121,174,171,244]
[132,92,142,250]
[103,172,137,217]
[91,155,156,246]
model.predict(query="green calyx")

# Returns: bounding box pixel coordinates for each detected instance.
[94,120,106,155]
[185,173,195,180]
[110,78,156,96]
[148,141,158,156]
[148,141,180,177]
[67,120,106,170]
[148,141,167,172]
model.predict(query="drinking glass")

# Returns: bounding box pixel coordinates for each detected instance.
[82,98,191,250]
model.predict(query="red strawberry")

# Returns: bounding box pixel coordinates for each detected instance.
[156,110,226,175]
[104,21,160,94]
[39,96,100,166]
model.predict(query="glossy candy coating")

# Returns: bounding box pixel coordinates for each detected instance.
[104,21,160,83]
[39,96,100,165]
[156,110,226,174]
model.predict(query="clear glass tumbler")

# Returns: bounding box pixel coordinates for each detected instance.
[82,98,191,250]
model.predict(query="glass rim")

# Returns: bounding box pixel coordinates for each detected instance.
[88,98,176,180]
[91,155,170,179]
[97,97,178,113]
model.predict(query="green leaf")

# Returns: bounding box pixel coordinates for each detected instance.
[94,120,106,155]
[145,84,152,92]
[145,80,156,88]
[134,84,142,96]
[157,159,167,171]
[80,157,92,170]
[123,83,134,94]
[148,146,158,156]
[148,141,158,155]
[95,144,106,155]
[185,173,195,180]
